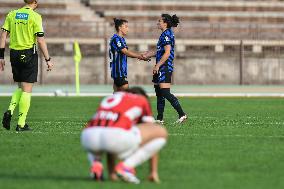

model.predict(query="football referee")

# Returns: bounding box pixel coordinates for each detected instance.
[0,0,54,131]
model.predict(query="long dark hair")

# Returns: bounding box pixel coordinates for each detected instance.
[113,18,128,32]
[161,14,180,28]
[125,87,149,99]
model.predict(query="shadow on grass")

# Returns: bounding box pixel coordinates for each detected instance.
[0,172,93,182]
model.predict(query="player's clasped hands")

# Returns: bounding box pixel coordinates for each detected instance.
[138,51,151,61]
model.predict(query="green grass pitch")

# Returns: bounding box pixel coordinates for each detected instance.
[0,97,284,189]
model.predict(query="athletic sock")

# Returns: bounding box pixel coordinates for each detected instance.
[123,138,166,168]
[154,85,165,120]
[161,88,185,118]
[8,88,22,115]
[18,92,31,127]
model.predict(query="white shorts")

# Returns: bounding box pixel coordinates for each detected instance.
[81,126,142,159]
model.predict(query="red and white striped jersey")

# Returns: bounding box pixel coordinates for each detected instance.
[86,92,154,130]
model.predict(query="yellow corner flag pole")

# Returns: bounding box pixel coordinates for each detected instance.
[73,41,82,96]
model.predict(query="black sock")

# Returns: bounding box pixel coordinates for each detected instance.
[161,88,185,118]
[155,85,165,121]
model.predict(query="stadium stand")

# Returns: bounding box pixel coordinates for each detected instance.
[1,0,284,40]
[89,0,284,39]
[0,0,105,36]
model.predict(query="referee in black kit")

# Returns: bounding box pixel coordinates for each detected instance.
[0,0,54,131]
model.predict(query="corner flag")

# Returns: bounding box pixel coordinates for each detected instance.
[74,41,82,63]
[73,41,82,96]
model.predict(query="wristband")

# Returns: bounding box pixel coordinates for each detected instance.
[45,57,51,62]
[0,48,5,59]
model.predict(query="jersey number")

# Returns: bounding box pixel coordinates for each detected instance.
[100,93,143,121]
[101,93,123,109]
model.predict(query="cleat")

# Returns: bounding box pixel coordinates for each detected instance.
[2,110,12,130]
[115,162,140,184]
[155,120,164,125]
[175,115,188,124]
[90,161,104,181]
[16,124,32,132]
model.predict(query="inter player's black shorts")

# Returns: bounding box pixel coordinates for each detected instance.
[152,71,172,84]
[113,77,129,87]
[10,48,38,83]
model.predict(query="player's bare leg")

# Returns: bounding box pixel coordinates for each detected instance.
[138,123,168,145]
[21,82,33,93]
[107,153,118,181]
[148,154,160,183]
[115,123,167,184]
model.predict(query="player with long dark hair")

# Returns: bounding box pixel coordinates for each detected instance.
[143,14,187,124]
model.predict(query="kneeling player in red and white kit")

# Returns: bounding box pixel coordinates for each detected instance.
[81,87,168,184]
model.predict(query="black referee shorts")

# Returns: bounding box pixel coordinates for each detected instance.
[10,48,38,83]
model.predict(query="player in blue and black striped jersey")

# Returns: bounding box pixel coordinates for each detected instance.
[142,14,187,124]
[109,18,148,92]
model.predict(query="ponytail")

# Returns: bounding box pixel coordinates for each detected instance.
[113,18,128,32]
[161,14,180,28]
[171,14,180,27]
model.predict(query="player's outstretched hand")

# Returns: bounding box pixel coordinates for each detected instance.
[47,60,54,71]
[148,172,160,183]
[0,59,5,71]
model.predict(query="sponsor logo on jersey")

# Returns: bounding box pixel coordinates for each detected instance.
[15,13,29,20]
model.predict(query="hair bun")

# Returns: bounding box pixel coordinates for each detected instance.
[171,14,180,27]
[113,18,119,24]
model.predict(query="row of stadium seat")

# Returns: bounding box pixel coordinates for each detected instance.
[90,0,284,24]
[89,0,284,12]
[1,0,284,39]
[1,0,284,54]
[87,0,284,39]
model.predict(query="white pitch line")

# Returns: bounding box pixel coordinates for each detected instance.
[1,92,284,97]
[2,132,283,138]
[169,133,284,138]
